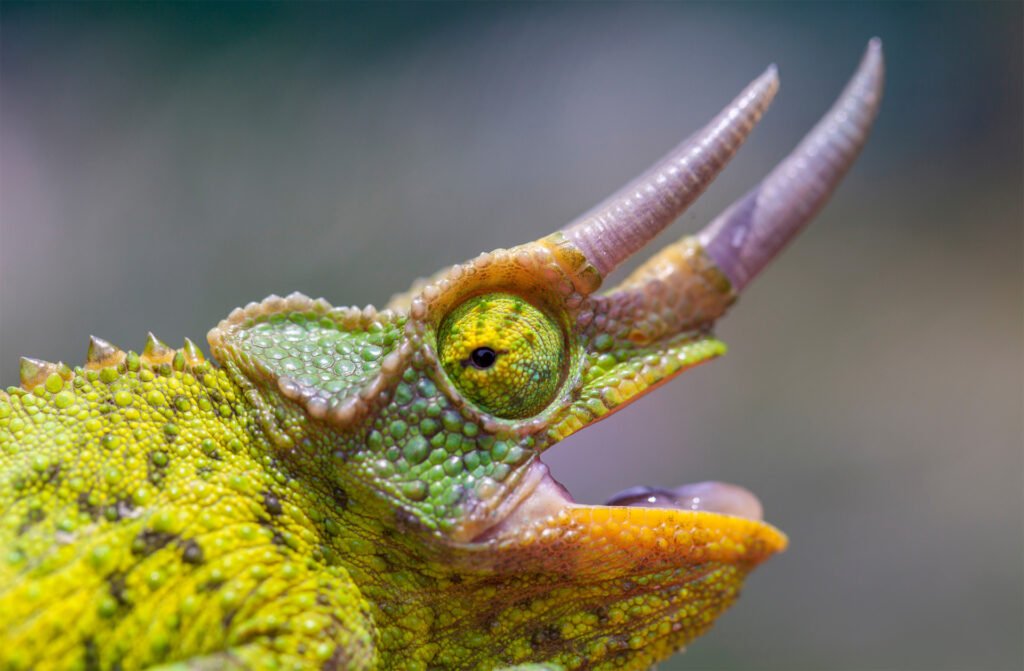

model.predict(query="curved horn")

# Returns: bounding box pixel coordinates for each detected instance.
[699,38,885,291]
[562,66,780,278]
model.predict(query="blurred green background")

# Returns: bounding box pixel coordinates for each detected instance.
[1,3,1020,669]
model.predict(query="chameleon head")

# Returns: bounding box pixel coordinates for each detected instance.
[209,40,882,664]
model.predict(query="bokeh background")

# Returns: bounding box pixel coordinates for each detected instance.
[1,3,1021,669]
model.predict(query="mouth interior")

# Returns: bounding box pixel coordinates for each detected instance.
[603,480,763,520]
[477,458,765,542]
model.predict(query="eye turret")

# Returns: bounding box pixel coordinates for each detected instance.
[437,293,565,419]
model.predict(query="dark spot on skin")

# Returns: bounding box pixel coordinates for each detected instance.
[222,608,238,631]
[261,624,284,641]
[320,545,341,567]
[77,493,102,521]
[208,390,223,404]
[17,508,45,535]
[606,634,630,653]
[482,610,501,634]
[82,637,100,671]
[394,509,424,533]
[511,595,533,610]
[199,576,225,593]
[449,573,463,585]
[321,645,350,671]
[373,551,395,573]
[270,530,286,546]
[609,647,636,664]
[323,617,341,637]
[108,571,129,605]
[262,491,283,516]
[331,486,348,510]
[316,592,330,607]
[131,530,178,557]
[593,605,610,624]
[43,463,61,484]
[531,624,562,647]
[180,539,204,565]
[196,466,214,478]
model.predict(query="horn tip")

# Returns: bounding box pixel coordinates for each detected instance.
[862,38,885,80]
[855,38,886,109]
[755,63,780,95]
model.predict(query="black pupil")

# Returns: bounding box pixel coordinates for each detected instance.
[470,347,497,369]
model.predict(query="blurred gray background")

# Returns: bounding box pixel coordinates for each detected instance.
[1,3,1021,669]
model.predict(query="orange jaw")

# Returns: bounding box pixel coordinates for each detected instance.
[475,462,787,573]
[500,504,787,572]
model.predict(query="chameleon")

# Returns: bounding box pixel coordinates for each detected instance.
[0,40,883,671]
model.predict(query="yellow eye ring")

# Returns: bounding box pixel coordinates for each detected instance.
[437,293,565,419]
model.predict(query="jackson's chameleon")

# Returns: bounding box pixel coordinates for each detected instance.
[0,42,883,670]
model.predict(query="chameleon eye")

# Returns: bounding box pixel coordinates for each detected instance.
[467,347,497,370]
[437,293,565,419]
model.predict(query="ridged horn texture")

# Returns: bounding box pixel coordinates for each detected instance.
[562,66,780,278]
[698,38,885,291]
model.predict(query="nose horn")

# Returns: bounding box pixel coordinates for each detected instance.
[561,66,780,279]
[698,38,885,291]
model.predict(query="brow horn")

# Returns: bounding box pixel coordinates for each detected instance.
[594,40,885,343]
[561,66,780,278]
[698,38,885,291]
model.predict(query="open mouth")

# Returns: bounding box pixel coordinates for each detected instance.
[476,458,781,549]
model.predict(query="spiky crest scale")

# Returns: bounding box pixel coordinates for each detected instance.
[86,336,125,370]
[182,338,205,365]
[141,333,174,366]
[18,357,59,391]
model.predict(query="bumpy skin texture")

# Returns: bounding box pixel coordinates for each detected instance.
[0,234,785,671]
